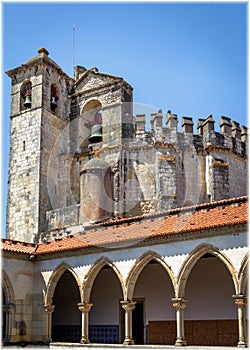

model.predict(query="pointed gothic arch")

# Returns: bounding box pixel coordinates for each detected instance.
[2,270,15,305]
[238,253,248,295]
[45,263,82,305]
[82,257,125,303]
[2,270,15,343]
[126,251,177,301]
[177,244,238,298]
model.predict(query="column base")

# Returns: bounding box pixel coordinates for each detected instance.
[80,337,90,344]
[123,337,135,345]
[2,337,11,345]
[175,337,187,346]
[237,340,248,348]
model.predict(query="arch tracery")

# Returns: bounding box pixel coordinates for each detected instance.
[126,251,177,301]
[177,244,239,298]
[82,257,125,303]
[2,270,15,305]
[45,263,82,305]
[2,270,15,343]
[238,253,249,295]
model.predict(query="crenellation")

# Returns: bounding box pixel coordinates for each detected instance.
[232,120,241,139]
[202,114,215,133]
[197,118,205,136]
[220,115,232,135]
[151,110,163,130]
[241,125,247,143]
[135,114,146,141]
[166,110,178,129]
[182,116,194,134]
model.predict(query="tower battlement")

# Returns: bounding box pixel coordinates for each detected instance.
[135,111,247,157]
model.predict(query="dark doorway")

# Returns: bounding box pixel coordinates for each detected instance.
[120,298,145,345]
[132,299,144,344]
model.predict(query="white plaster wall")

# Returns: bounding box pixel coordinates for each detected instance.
[134,264,176,321]
[185,256,237,320]
[89,268,123,324]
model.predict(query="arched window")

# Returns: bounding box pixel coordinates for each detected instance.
[50,84,59,113]
[20,81,32,111]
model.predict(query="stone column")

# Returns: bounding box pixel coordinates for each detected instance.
[233,295,248,348]
[3,303,15,343]
[120,301,136,345]
[78,302,93,344]
[172,298,188,346]
[44,304,55,342]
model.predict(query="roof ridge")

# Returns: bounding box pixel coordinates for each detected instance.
[94,196,248,228]
[2,237,37,246]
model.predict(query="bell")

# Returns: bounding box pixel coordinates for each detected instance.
[51,96,57,107]
[51,96,57,112]
[24,95,32,109]
[89,124,103,143]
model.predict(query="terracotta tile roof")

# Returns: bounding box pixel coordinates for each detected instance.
[2,196,248,257]
[1,239,36,255]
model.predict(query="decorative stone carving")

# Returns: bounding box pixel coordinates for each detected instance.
[44,304,55,314]
[172,297,188,310]
[233,294,247,307]
[78,302,93,314]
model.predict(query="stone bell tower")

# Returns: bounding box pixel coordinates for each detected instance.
[68,65,134,214]
[6,48,74,242]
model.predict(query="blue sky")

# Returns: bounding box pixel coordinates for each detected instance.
[2,1,248,236]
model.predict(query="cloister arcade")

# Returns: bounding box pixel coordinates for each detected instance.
[3,243,247,347]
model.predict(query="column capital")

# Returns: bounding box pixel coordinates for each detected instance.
[233,295,248,308]
[44,304,55,314]
[172,297,188,310]
[120,300,136,312]
[78,302,93,313]
[3,303,15,314]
